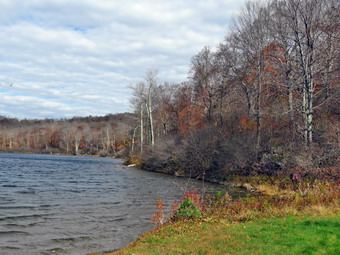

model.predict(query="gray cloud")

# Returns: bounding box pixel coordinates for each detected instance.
[0,0,246,119]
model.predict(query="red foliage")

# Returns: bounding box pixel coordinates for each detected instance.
[171,189,205,216]
[150,199,165,227]
[50,130,61,148]
[183,189,203,209]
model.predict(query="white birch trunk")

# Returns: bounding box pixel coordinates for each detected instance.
[140,106,144,153]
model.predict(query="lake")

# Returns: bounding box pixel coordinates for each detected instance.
[0,153,242,254]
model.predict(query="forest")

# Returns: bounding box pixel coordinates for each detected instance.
[128,0,339,181]
[1,0,339,181]
[0,113,135,156]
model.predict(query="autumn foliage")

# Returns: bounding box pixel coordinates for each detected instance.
[129,0,339,181]
[0,114,135,156]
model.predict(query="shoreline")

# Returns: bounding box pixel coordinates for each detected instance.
[2,151,338,254]
[0,150,118,159]
[98,175,339,255]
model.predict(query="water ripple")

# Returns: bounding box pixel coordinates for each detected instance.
[0,152,242,254]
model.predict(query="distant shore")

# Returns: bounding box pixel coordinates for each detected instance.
[0,149,118,158]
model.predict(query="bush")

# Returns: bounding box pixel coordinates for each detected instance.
[172,189,204,220]
[175,197,202,219]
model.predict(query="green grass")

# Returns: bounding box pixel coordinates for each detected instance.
[100,177,339,255]
[109,215,339,255]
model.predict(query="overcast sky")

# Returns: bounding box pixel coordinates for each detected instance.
[0,0,246,119]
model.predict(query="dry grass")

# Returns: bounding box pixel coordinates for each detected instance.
[95,176,339,255]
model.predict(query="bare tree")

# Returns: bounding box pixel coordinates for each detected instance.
[273,0,339,149]
[227,1,272,152]
[130,69,159,150]
[190,46,221,126]
[130,81,146,153]
[144,69,159,147]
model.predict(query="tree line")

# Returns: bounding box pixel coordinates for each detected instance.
[129,0,339,180]
[0,113,135,156]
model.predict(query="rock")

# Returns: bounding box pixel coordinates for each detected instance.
[243,183,257,192]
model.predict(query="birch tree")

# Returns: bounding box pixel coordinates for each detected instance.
[274,0,339,148]
[144,69,158,147]
[130,82,146,153]
[130,69,159,151]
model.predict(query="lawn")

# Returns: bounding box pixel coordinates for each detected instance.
[107,215,339,255]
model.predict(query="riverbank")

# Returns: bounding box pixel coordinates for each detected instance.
[92,176,339,255]
[125,153,340,186]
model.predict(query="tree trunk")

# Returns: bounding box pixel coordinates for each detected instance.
[75,141,79,155]
[131,126,139,154]
[112,134,117,156]
[140,106,144,153]
[106,128,111,151]
[147,93,155,147]
[256,54,263,154]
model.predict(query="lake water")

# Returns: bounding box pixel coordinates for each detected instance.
[0,153,243,254]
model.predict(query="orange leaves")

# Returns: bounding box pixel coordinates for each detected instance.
[178,105,205,136]
[150,199,165,227]
[239,115,256,131]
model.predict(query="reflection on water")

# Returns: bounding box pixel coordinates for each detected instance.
[0,153,244,254]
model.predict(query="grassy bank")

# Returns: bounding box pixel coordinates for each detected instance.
[108,215,339,255]
[95,176,339,255]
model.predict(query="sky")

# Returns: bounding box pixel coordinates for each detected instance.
[0,0,246,119]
